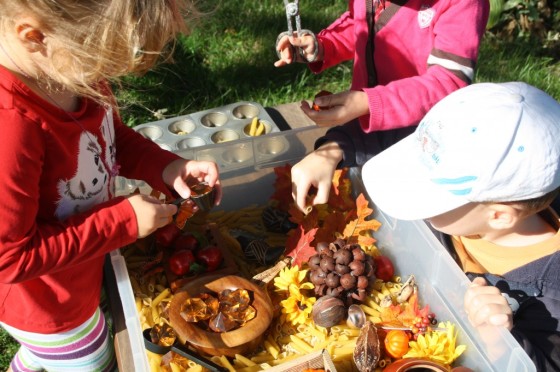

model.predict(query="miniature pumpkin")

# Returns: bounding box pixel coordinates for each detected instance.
[384,330,410,359]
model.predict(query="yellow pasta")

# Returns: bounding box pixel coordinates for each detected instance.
[255,121,265,136]
[211,356,235,372]
[234,354,256,367]
[250,353,275,364]
[289,335,314,354]
[360,303,380,317]
[151,288,171,308]
[186,364,203,372]
[263,340,279,359]
[332,345,357,361]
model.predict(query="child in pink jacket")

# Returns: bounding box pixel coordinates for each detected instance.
[276,0,490,212]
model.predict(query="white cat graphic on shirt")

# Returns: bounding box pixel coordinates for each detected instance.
[55,113,116,220]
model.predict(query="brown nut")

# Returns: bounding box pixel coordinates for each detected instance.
[352,247,366,261]
[325,272,340,288]
[316,241,330,255]
[310,269,326,285]
[320,256,335,272]
[308,254,321,270]
[335,263,351,275]
[333,249,352,265]
[357,275,369,289]
[340,273,357,290]
[349,260,365,276]
[312,295,346,328]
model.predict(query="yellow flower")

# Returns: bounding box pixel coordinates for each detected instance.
[279,284,316,325]
[274,265,314,293]
[404,321,466,365]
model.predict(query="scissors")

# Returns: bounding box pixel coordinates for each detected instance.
[275,0,315,61]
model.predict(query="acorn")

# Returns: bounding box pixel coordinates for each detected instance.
[312,295,346,328]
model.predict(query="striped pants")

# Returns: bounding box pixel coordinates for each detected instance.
[1,308,116,372]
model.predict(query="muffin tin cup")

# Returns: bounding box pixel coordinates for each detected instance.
[133,102,280,151]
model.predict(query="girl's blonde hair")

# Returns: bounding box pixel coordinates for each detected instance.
[0,0,198,105]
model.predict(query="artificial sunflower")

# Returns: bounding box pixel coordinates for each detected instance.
[274,265,314,293]
[279,284,316,325]
[404,321,466,365]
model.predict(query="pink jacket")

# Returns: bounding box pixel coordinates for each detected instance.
[310,0,490,132]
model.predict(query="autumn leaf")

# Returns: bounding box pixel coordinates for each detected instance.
[270,164,293,211]
[342,193,381,244]
[398,291,431,326]
[286,225,318,268]
[288,204,319,232]
[328,169,355,211]
[314,211,347,244]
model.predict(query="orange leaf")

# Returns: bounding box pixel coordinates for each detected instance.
[342,194,381,244]
[286,225,318,268]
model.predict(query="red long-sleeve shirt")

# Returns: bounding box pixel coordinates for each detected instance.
[0,65,179,333]
[310,0,490,132]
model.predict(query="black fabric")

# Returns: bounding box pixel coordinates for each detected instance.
[315,119,415,168]
[429,222,560,371]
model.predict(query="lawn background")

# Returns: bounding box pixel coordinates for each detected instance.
[1,0,558,368]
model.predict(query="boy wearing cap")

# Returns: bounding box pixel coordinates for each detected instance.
[362,82,560,371]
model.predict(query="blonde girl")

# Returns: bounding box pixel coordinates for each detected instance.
[0,1,219,371]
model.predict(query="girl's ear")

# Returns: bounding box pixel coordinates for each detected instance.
[15,22,45,52]
[487,203,520,230]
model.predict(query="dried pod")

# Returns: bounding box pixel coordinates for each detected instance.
[396,275,416,303]
[308,254,321,270]
[335,263,351,275]
[352,247,366,261]
[340,273,357,289]
[319,256,335,272]
[325,272,340,288]
[333,249,352,265]
[316,241,330,255]
[312,295,346,328]
[353,321,381,372]
[349,260,365,276]
[357,275,369,289]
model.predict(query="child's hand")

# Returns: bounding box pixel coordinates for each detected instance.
[291,142,343,212]
[300,90,369,127]
[162,159,222,204]
[464,277,513,330]
[274,34,320,67]
[127,194,178,238]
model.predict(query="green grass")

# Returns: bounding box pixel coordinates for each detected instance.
[1,0,559,368]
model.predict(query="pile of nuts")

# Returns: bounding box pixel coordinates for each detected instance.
[308,238,376,327]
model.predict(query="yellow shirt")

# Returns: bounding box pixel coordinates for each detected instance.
[451,208,560,275]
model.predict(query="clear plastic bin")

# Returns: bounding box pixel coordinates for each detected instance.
[108,126,535,372]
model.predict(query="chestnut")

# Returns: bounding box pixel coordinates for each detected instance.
[340,273,357,289]
[320,256,335,272]
[325,272,340,288]
[308,254,321,270]
[312,295,346,328]
[349,260,365,276]
[335,263,351,275]
[333,249,352,265]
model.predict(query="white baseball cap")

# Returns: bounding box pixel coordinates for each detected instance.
[362,82,560,220]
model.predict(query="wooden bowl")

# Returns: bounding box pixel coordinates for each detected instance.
[169,274,273,357]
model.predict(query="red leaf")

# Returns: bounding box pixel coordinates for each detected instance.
[286,225,317,268]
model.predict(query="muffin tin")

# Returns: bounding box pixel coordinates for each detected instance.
[133,101,280,151]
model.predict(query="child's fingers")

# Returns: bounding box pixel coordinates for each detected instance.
[468,300,511,327]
